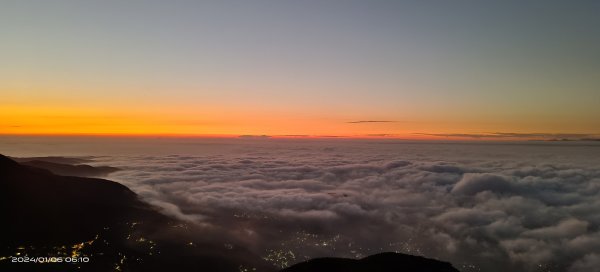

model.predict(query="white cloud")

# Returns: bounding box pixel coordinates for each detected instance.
[98,141,600,271]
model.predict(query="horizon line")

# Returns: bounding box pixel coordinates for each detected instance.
[1,132,598,142]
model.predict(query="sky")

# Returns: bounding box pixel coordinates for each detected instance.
[1,0,599,139]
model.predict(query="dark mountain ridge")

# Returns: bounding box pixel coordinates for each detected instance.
[281,252,460,272]
[0,154,275,271]
[11,156,120,177]
[0,154,156,245]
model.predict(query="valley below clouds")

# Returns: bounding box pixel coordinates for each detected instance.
[29,139,600,272]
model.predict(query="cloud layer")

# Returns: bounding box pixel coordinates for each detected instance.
[96,140,600,271]
[415,132,600,141]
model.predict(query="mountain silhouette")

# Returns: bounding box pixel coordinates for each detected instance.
[281,252,460,272]
[0,154,159,245]
[17,159,120,177]
[0,154,276,272]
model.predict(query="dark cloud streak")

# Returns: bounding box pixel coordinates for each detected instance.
[347,120,397,124]
[415,132,600,140]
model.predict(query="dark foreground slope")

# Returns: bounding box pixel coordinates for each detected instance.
[281,252,460,272]
[0,154,155,244]
[0,154,275,272]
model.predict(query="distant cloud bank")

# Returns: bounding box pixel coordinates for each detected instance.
[415,132,600,141]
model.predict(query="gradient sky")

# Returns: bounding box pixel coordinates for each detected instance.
[1,0,599,139]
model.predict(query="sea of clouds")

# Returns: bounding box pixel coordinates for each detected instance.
[5,137,599,271]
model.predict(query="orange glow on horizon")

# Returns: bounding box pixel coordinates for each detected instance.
[2,104,597,142]
[0,131,580,142]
